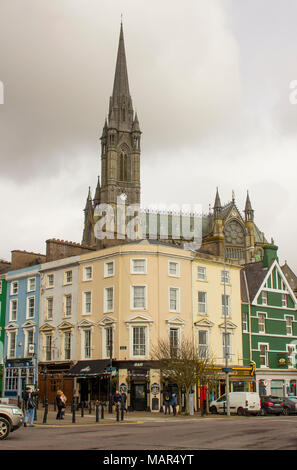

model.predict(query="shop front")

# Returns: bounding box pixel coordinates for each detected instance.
[197,365,255,410]
[38,362,74,404]
[3,359,37,401]
[115,361,160,412]
[256,370,297,397]
[68,359,112,404]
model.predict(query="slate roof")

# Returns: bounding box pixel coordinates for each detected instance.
[241,261,269,303]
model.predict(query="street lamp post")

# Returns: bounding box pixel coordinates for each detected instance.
[223,256,230,416]
[108,327,113,414]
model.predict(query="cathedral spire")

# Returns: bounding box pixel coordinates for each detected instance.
[244,190,254,221]
[213,187,222,217]
[109,22,134,131]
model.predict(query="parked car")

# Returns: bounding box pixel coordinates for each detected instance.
[0,403,24,440]
[260,395,284,416]
[209,392,261,416]
[282,396,297,415]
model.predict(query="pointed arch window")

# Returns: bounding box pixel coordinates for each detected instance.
[119,151,127,181]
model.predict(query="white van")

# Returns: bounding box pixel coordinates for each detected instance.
[209,392,261,416]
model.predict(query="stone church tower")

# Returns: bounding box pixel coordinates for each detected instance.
[82,23,141,246]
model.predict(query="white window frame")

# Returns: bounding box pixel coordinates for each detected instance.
[242,311,248,333]
[131,285,147,310]
[24,329,34,357]
[168,261,180,278]
[46,274,54,289]
[285,315,293,336]
[222,294,231,317]
[8,330,17,359]
[83,291,92,315]
[287,343,296,368]
[64,294,72,317]
[130,258,147,275]
[9,299,18,322]
[222,331,232,361]
[197,266,207,281]
[83,329,92,359]
[10,281,18,296]
[83,266,93,281]
[64,270,73,285]
[198,291,207,315]
[198,329,209,358]
[26,296,35,319]
[221,270,230,284]
[104,261,115,278]
[282,294,287,308]
[46,297,53,320]
[27,277,36,292]
[131,325,148,358]
[262,291,268,306]
[259,343,269,368]
[169,287,180,313]
[64,331,72,360]
[45,334,52,361]
[104,286,114,313]
[258,312,267,334]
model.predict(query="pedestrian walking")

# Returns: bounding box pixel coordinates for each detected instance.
[121,391,127,412]
[170,393,177,416]
[113,390,122,412]
[23,386,39,427]
[56,390,65,420]
[163,391,171,415]
[60,391,67,419]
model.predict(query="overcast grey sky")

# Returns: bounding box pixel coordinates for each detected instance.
[0,0,297,270]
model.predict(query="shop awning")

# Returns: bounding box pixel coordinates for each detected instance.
[68,360,111,377]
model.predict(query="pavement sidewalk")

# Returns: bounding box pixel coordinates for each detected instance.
[32,404,221,426]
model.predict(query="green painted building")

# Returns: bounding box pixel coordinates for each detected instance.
[241,243,297,397]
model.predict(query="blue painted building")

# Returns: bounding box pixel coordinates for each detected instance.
[3,264,41,399]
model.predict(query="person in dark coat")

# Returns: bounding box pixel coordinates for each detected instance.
[163,391,171,415]
[113,390,122,412]
[170,393,177,416]
[23,386,39,427]
[121,391,127,412]
[56,390,65,420]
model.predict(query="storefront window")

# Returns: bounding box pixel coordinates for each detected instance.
[271,380,284,397]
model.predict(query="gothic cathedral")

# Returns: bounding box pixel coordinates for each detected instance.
[82,24,269,265]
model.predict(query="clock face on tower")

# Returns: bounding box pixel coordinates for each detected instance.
[225,221,244,246]
[120,192,128,201]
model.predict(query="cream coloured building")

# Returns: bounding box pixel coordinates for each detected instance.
[193,253,254,398]
[72,240,193,411]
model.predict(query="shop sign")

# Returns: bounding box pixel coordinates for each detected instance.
[151,383,160,395]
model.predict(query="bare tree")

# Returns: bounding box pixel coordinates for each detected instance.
[152,337,217,415]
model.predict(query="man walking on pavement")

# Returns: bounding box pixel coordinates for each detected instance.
[23,385,39,427]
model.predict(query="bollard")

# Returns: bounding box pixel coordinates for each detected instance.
[71,398,76,423]
[54,399,56,412]
[89,401,92,414]
[95,401,99,423]
[116,405,119,422]
[43,399,48,424]
[34,398,38,422]
[101,402,104,420]
[121,407,124,422]
[81,401,84,418]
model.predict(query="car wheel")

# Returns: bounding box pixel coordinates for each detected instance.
[0,417,10,440]
[282,407,289,416]
[237,407,244,416]
[210,406,217,414]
